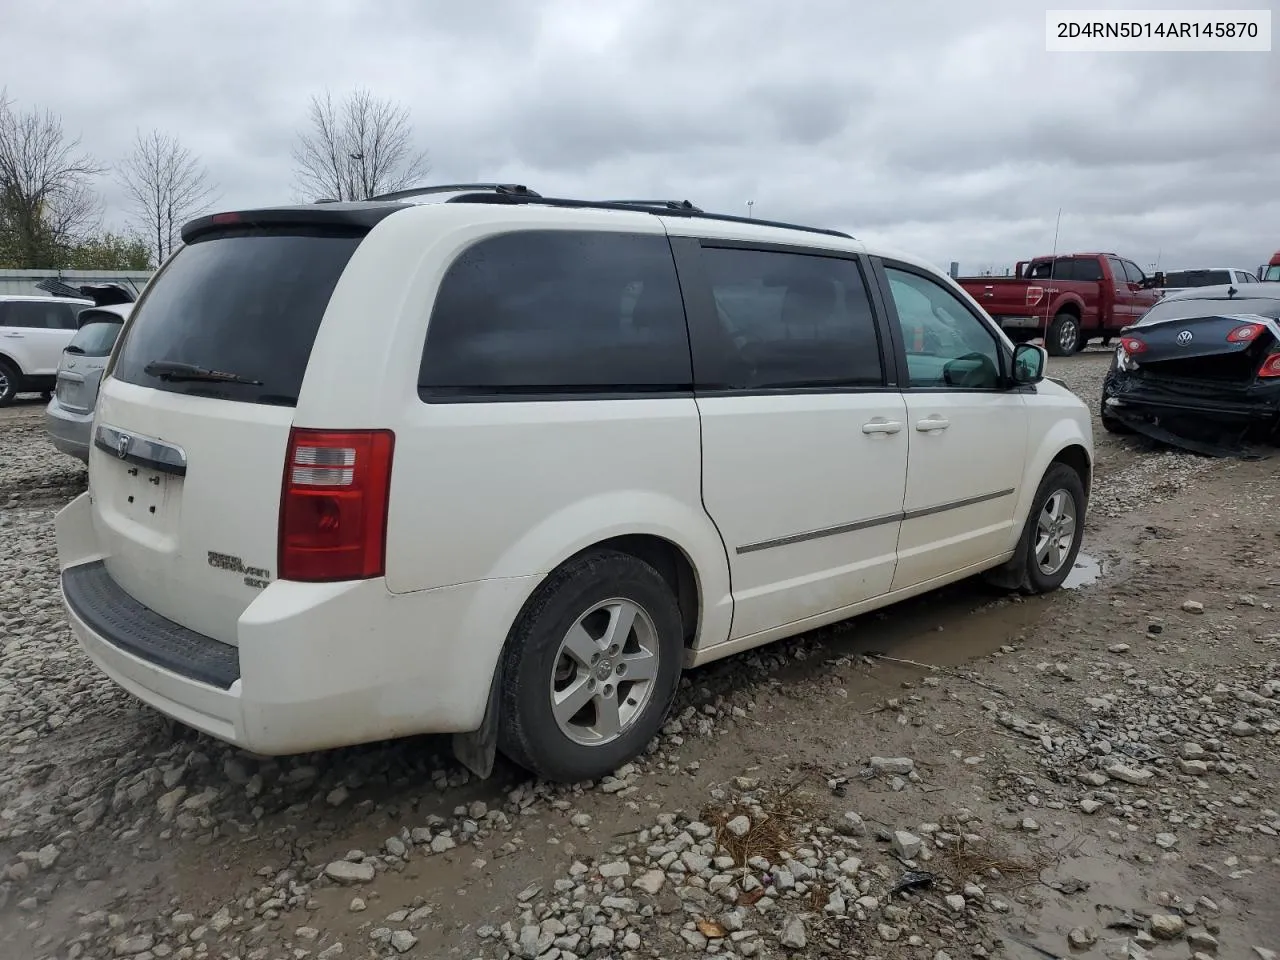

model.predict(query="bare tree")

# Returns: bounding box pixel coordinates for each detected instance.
[291,88,430,201]
[0,90,105,267]
[119,129,218,265]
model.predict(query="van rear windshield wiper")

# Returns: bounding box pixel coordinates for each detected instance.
[143,360,263,386]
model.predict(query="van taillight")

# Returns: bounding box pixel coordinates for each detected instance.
[279,428,395,582]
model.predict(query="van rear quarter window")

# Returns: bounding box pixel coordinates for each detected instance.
[111,230,363,406]
[418,230,692,398]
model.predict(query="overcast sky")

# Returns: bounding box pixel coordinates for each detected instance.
[6,0,1277,274]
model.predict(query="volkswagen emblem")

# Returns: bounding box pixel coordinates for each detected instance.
[116,434,131,459]
[1176,330,1194,346]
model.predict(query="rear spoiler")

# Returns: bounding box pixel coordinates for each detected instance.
[34,279,136,306]
[181,203,408,244]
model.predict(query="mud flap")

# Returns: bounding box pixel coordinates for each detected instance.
[452,667,501,779]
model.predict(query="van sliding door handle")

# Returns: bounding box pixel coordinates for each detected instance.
[916,417,951,432]
[862,420,903,435]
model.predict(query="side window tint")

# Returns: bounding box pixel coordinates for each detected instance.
[1107,257,1127,284]
[1123,260,1146,285]
[3,301,75,329]
[885,267,1002,390]
[696,247,883,390]
[1074,258,1103,282]
[419,231,692,397]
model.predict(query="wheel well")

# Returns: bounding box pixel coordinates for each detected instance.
[584,535,700,648]
[0,352,21,373]
[1052,444,1091,497]
[1054,302,1081,320]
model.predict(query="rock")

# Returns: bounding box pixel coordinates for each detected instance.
[1154,833,1178,849]
[780,917,807,950]
[325,860,375,884]
[1080,799,1103,814]
[36,844,60,870]
[1231,720,1257,737]
[1182,600,1204,614]
[599,860,630,879]
[385,836,407,858]
[1069,927,1097,948]
[681,851,711,873]
[726,815,752,837]
[633,870,666,895]
[1187,930,1219,950]
[1105,762,1154,785]
[296,927,320,941]
[1180,759,1209,775]
[945,895,966,912]
[839,857,862,876]
[843,811,868,835]
[115,935,156,956]
[1108,643,1130,654]
[1252,949,1277,960]
[591,926,615,949]
[430,835,456,854]
[892,830,923,859]
[349,898,366,912]
[878,924,902,942]
[1150,913,1186,939]
[870,757,914,775]
[681,929,708,949]
[318,945,344,959]
[569,813,592,828]
[326,785,350,806]
[387,930,417,953]
[1022,818,1040,832]
[209,907,233,933]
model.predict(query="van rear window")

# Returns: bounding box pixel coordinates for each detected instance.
[111,231,363,405]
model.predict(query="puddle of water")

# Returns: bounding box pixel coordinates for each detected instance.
[1063,552,1101,590]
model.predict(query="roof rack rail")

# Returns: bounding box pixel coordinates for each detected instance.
[347,182,853,240]
[608,199,704,213]
[368,183,542,202]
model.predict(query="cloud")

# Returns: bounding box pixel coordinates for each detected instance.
[4,0,1275,272]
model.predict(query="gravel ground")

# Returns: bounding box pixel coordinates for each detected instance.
[1,351,1277,960]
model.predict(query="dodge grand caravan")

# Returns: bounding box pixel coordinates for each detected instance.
[55,184,1093,783]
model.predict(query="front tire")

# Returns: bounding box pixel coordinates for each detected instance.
[496,550,684,783]
[1046,312,1081,356]
[0,359,19,407]
[986,463,1086,594]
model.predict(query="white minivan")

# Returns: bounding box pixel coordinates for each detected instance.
[56,185,1092,783]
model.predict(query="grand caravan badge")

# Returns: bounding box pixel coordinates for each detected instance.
[207,551,272,589]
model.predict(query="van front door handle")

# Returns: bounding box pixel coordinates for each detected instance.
[862,420,903,435]
[916,417,951,432]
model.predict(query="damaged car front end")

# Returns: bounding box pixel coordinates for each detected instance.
[1101,285,1280,457]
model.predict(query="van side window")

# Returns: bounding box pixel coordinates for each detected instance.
[885,267,1001,390]
[419,231,692,398]
[695,247,883,390]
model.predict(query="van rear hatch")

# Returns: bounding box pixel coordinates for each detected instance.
[87,205,397,646]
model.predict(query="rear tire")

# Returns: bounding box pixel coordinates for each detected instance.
[1046,312,1081,356]
[496,550,684,783]
[984,463,1086,594]
[0,359,19,407]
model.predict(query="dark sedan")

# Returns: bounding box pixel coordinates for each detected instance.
[1101,284,1280,456]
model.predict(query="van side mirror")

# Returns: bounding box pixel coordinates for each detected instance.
[1012,343,1046,385]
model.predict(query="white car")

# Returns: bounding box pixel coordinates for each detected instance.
[55,185,1093,783]
[0,295,93,405]
[1156,267,1260,297]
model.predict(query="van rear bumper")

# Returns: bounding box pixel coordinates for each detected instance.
[55,493,539,755]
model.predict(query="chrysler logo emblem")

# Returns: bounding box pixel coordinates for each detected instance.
[1176,330,1193,345]
[116,434,131,459]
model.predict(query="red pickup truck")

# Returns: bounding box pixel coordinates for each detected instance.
[957,253,1162,356]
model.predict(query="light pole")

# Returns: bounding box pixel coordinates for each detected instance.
[746,200,754,218]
